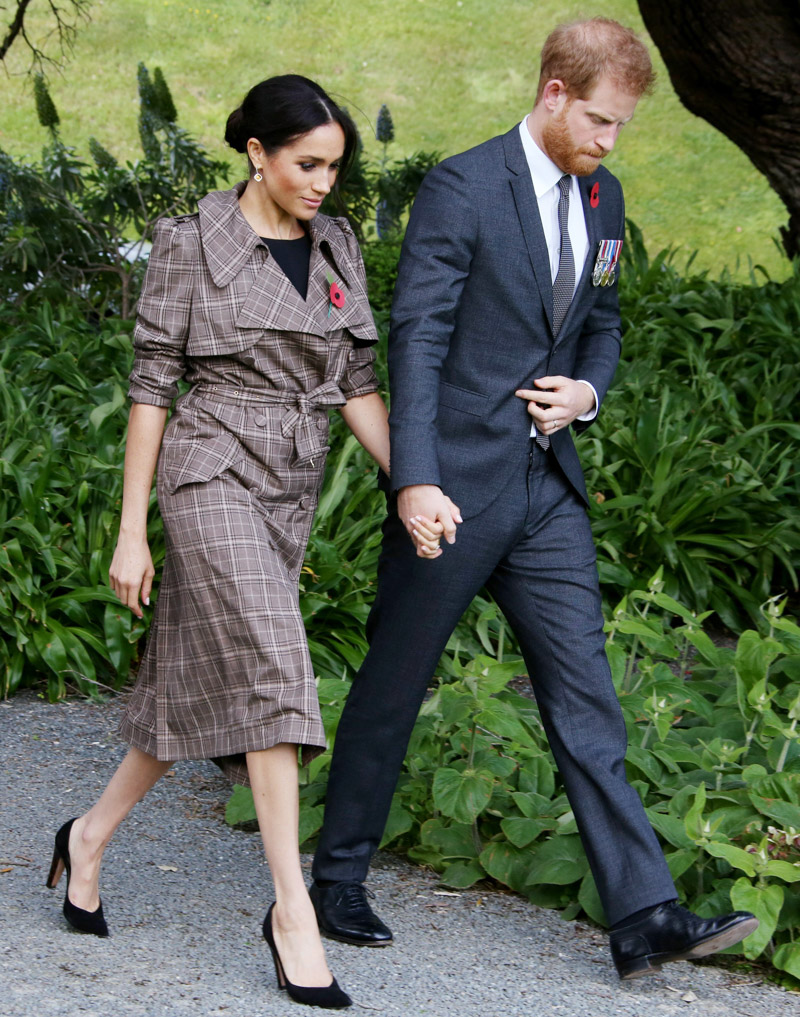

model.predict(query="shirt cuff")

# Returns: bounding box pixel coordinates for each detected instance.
[527,379,599,436]
[575,380,598,421]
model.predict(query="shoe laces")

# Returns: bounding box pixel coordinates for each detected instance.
[334,881,376,909]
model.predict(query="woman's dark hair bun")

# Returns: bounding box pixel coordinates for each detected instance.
[223,75,358,195]
[224,107,247,153]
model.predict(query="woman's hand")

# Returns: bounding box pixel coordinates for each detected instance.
[109,533,155,619]
[410,515,444,559]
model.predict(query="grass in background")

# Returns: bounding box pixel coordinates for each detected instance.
[0,0,788,279]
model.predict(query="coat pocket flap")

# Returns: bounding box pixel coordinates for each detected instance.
[161,433,245,494]
[438,381,488,417]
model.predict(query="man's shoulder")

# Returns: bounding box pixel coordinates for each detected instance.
[438,132,507,172]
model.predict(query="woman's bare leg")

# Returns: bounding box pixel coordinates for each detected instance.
[247,744,332,987]
[64,747,173,910]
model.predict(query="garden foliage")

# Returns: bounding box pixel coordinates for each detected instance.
[1,84,799,982]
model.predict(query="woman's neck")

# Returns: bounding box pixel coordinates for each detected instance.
[237,181,304,240]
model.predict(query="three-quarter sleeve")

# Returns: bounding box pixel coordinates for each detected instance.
[128,218,195,407]
[340,342,379,400]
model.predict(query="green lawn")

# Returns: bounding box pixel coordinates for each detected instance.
[0,0,788,278]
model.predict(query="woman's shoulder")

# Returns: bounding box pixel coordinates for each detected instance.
[149,212,202,264]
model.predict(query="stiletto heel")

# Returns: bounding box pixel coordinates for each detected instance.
[46,818,109,937]
[262,903,351,1009]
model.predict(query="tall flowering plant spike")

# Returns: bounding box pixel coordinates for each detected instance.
[376,104,395,144]
[34,74,60,135]
[153,67,178,124]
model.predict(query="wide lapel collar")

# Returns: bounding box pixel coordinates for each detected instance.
[503,127,554,331]
[305,216,375,333]
[198,182,329,338]
[552,171,601,347]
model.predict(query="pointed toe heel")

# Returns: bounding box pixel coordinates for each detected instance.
[262,903,352,1009]
[47,818,109,938]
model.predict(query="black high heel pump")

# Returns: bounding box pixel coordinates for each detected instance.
[262,903,351,1009]
[46,818,109,937]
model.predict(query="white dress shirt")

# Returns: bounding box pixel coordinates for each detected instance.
[518,117,598,432]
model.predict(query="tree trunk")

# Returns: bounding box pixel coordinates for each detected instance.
[638,0,800,259]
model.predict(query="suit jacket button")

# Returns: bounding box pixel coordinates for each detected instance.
[254,413,267,426]
[316,418,325,430]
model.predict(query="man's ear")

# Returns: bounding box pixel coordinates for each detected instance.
[541,79,569,113]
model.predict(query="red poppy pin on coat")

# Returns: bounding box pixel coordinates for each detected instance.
[326,273,346,316]
[590,182,600,208]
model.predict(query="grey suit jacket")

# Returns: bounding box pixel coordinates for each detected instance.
[388,126,624,518]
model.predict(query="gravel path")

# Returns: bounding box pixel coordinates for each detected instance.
[1,690,797,1017]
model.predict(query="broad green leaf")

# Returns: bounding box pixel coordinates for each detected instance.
[511,791,556,820]
[225,785,256,825]
[439,859,485,889]
[420,818,477,859]
[526,834,588,886]
[764,860,800,883]
[626,744,663,784]
[729,878,783,959]
[578,871,607,926]
[479,840,531,893]
[379,800,414,848]
[747,794,800,830]
[517,755,555,799]
[647,809,694,850]
[684,785,708,843]
[475,698,530,741]
[500,817,548,849]
[298,804,325,847]
[734,630,782,690]
[432,767,494,825]
[703,841,758,877]
[772,941,800,980]
[665,848,699,880]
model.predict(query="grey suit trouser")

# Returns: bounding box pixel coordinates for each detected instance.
[313,442,677,925]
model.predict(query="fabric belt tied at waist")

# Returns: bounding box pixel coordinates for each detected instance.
[278,381,347,466]
[191,381,347,465]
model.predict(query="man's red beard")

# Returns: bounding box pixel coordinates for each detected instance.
[541,108,604,177]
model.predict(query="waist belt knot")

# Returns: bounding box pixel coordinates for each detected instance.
[280,380,346,466]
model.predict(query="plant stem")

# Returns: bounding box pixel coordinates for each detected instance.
[467,724,478,770]
[776,719,797,772]
[472,819,483,856]
[623,635,639,693]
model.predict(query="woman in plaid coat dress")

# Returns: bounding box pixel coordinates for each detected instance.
[46,76,442,1009]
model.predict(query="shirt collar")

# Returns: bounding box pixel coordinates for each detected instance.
[518,116,567,198]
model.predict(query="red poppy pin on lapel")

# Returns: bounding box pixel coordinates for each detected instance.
[326,273,345,316]
[590,182,600,208]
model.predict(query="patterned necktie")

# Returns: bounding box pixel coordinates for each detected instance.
[536,174,574,450]
[551,174,575,336]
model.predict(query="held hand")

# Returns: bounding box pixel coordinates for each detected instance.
[514,375,595,437]
[109,533,155,619]
[398,485,463,560]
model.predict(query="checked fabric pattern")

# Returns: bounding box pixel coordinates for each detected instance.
[536,173,575,450]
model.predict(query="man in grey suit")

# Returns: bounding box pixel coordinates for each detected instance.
[311,18,757,978]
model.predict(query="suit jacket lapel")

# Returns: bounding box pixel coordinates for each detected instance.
[503,129,554,330]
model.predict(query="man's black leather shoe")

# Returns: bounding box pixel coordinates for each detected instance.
[610,901,758,979]
[309,881,393,947]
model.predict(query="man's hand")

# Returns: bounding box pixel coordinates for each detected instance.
[397,484,462,559]
[515,375,595,436]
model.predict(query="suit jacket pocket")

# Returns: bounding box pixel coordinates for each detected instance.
[438,381,487,417]
[161,433,245,494]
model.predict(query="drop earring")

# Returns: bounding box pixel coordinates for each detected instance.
[253,168,263,182]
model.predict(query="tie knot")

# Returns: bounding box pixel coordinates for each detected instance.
[558,174,571,198]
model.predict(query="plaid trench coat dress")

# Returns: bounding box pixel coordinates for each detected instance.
[118,183,379,785]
